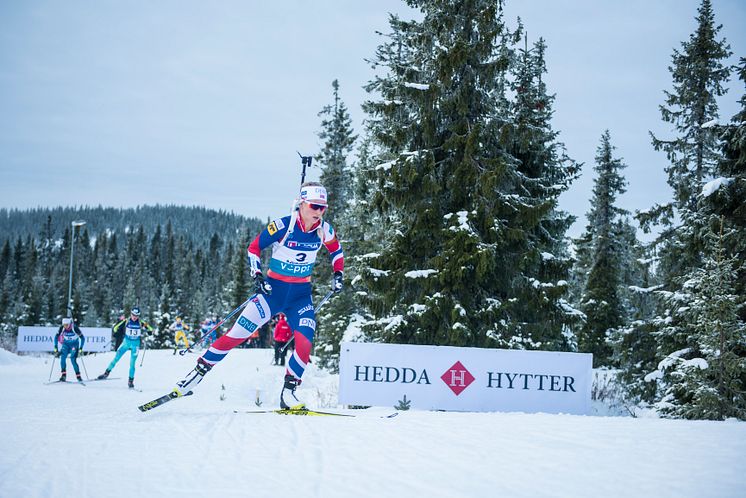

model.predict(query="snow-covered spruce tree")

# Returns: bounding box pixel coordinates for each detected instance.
[312,80,358,370]
[611,234,661,403]
[574,131,629,366]
[640,0,731,271]
[316,79,357,225]
[337,10,423,350]
[505,35,581,350]
[705,58,746,319]
[662,57,746,420]
[319,137,391,371]
[154,283,172,348]
[356,2,575,348]
[653,227,745,420]
[635,0,733,416]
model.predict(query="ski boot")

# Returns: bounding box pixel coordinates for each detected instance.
[59,371,67,382]
[280,374,304,410]
[97,369,111,380]
[128,377,135,389]
[173,358,212,396]
[76,373,83,382]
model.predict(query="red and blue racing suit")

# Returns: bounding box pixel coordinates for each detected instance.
[200,215,343,383]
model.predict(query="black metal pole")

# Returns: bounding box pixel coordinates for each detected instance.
[297,151,312,186]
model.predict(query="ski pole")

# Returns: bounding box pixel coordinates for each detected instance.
[280,290,334,355]
[79,351,89,380]
[139,338,147,367]
[48,352,57,382]
[316,290,334,310]
[179,296,254,356]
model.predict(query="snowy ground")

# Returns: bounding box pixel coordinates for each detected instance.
[1,348,744,498]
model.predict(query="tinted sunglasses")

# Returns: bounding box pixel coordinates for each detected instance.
[308,203,327,211]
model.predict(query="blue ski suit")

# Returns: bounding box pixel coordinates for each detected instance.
[107,317,153,379]
[55,323,85,374]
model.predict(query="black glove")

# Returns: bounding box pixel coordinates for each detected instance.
[254,273,272,295]
[54,349,60,358]
[77,347,83,356]
[332,271,344,294]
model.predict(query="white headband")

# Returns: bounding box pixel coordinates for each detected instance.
[299,185,328,205]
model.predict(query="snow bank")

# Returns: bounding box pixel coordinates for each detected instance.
[0,348,30,366]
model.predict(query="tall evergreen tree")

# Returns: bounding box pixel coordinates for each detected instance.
[312,80,358,370]
[654,227,746,420]
[647,0,732,217]
[635,0,735,418]
[316,79,357,225]
[665,57,746,420]
[355,1,576,349]
[575,131,629,366]
[506,35,581,350]
[612,236,661,403]
[640,0,732,274]
[317,137,390,370]
[705,58,746,320]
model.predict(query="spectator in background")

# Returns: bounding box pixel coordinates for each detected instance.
[272,313,292,366]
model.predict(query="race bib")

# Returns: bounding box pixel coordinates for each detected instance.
[126,324,142,339]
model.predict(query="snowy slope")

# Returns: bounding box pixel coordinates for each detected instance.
[0,348,744,498]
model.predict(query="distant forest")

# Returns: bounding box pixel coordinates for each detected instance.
[0,205,266,349]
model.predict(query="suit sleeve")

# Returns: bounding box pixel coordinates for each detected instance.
[247,216,291,275]
[54,327,62,349]
[322,222,344,273]
[75,324,85,349]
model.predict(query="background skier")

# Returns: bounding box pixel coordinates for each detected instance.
[97,307,153,388]
[54,317,85,382]
[169,316,191,354]
[200,315,218,348]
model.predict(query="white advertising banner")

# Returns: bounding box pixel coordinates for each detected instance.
[17,327,112,353]
[339,342,593,415]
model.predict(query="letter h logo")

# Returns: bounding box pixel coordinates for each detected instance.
[440,361,475,396]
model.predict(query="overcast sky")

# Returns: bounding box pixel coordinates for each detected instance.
[1,0,744,240]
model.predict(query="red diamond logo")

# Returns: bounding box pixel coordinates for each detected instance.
[440,361,475,396]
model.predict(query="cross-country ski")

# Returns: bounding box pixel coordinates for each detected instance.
[234,408,399,418]
[44,380,86,386]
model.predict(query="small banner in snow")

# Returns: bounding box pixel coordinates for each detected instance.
[17,326,112,353]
